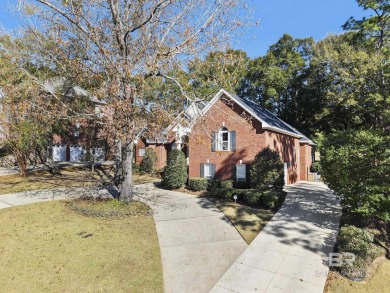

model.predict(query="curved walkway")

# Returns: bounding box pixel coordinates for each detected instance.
[211,181,342,293]
[133,184,248,293]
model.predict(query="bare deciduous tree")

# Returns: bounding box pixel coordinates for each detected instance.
[15,0,248,201]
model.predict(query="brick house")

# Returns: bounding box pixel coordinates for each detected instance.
[136,89,315,185]
[134,132,171,170]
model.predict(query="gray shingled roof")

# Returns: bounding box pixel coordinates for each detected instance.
[235,96,298,134]
[226,91,315,145]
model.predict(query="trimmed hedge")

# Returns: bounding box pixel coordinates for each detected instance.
[262,190,285,209]
[208,179,220,190]
[220,180,234,189]
[208,186,238,200]
[188,178,209,191]
[242,190,262,205]
[337,225,376,279]
[208,186,219,197]
[217,188,237,200]
[337,225,374,258]
[132,163,140,173]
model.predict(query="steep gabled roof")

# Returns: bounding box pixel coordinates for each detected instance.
[195,89,315,144]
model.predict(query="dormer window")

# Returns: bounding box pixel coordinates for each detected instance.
[211,127,236,152]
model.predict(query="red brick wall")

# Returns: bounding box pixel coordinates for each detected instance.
[299,144,312,181]
[188,95,300,184]
[135,139,169,170]
[265,131,300,184]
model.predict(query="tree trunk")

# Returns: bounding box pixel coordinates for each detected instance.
[16,153,28,177]
[119,140,134,202]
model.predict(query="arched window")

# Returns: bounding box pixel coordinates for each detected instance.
[211,127,236,152]
[219,127,230,150]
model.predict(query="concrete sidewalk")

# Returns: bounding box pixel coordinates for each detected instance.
[134,184,248,293]
[211,181,342,293]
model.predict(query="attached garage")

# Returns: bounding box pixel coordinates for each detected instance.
[52,144,66,162]
[70,145,85,161]
[91,147,105,162]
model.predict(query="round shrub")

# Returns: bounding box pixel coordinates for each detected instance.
[132,162,140,173]
[207,179,220,190]
[250,148,284,192]
[242,190,262,206]
[188,178,209,191]
[140,148,158,174]
[162,149,187,189]
[336,225,385,280]
[339,257,368,280]
[218,188,237,200]
[220,180,234,189]
[208,186,219,197]
[337,225,374,258]
[262,190,284,209]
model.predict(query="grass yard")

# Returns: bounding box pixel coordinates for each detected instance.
[209,199,275,244]
[0,201,163,292]
[0,168,159,195]
[325,260,390,293]
[133,173,161,185]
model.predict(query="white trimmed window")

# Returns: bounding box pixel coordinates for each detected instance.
[236,164,246,181]
[219,127,230,150]
[211,127,236,152]
[139,148,146,157]
[200,163,216,179]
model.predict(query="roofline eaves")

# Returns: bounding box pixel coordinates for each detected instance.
[193,89,302,139]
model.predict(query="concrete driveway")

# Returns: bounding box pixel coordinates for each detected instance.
[133,184,247,293]
[211,181,342,293]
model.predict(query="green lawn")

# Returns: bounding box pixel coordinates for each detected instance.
[325,260,390,293]
[0,201,163,292]
[209,199,275,244]
[0,168,158,195]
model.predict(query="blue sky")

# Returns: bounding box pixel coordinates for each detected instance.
[240,0,370,57]
[0,0,370,58]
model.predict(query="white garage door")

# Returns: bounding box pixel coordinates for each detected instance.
[91,147,105,162]
[53,145,66,162]
[70,145,85,161]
